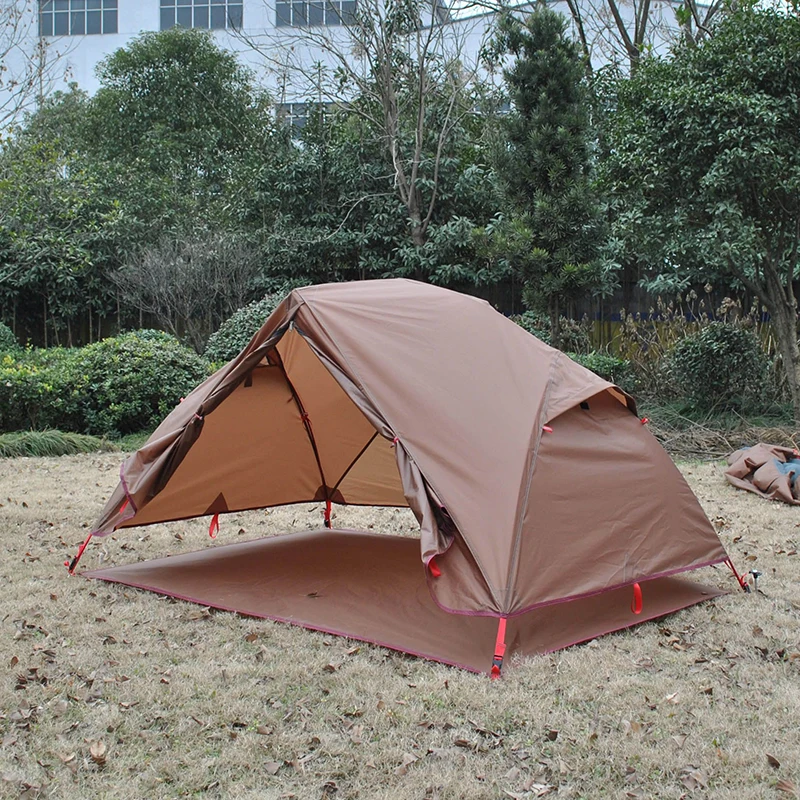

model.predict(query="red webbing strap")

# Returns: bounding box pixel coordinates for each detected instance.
[428,557,441,578]
[208,513,219,539]
[725,558,749,592]
[490,617,507,680]
[65,533,93,575]
[323,499,332,529]
[631,582,643,614]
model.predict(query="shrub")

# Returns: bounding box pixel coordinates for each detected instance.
[0,348,82,432]
[0,322,19,355]
[570,351,637,394]
[0,322,19,354]
[0,430,117,458]
[668,323,769,412]
[69,331,211,436]
[205,293,284,363]
[511,311,591,353]
[0,331,210,436]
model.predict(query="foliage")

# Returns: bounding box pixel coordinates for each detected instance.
[204,293,285,363]
[600,7,800,418]
[0,331,210,436]
[668,323,770,413]
[0,429,116,458]
[0,95,120,346]
[483,8,608,348]
[570,351,637,393]
[0,321,19,354]
[511,311,591,353]
[253,95,501,289]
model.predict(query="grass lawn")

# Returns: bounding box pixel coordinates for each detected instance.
[0,453,798,799]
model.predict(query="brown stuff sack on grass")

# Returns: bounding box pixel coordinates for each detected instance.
[725,442,800,505]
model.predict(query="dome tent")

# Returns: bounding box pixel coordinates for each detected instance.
[80,280,735,674]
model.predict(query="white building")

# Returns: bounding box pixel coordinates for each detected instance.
[1,0,680,128]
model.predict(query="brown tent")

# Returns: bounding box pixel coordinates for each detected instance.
[82,280,734,674]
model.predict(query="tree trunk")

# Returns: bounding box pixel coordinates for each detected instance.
[549,295,561,351]
[770,301,800,422]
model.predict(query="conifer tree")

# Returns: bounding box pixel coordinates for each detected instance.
[488,7,605,348]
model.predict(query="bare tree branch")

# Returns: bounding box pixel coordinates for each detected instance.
[0,1,73,130]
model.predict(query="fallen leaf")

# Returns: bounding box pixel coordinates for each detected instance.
[394,752,418,776]
[665,692,680,704]
[244,633,259,643]
[679,766,707,790]
[671,734,688,748]
[89,740,107,766]
[265,761,281,776]
[767,754,781,769]
[545,729,559,741]
[52,699,68,717]
[256,725,272,736]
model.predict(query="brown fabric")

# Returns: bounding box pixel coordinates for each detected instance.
[91,279,728,619]
[84,530,725,673]
[725,443,800,505]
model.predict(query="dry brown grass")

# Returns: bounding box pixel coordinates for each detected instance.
[1,453,799,799]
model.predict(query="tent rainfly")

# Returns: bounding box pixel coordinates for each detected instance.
[76,280,744,675]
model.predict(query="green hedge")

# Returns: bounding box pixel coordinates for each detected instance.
[0,331,210,436]
[570,351,637,394]
[205,293,283,363]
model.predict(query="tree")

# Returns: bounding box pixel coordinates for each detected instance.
[0,89,119,345]
[87,27,280,241]
[483,7,607,349]
[601,8,800,419]
[243,0,488,259]
[113,233,262,352]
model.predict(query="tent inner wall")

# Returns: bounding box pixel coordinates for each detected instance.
[122,329,407,528]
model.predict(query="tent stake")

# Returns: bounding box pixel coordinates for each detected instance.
[490,617,507,679]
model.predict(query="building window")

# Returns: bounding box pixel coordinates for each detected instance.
[160,0,244,30]
[278,102,335,132]
[276,0,356,27]
[39,0,118,37]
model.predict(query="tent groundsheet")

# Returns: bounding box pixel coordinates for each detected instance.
[84,529,726,673]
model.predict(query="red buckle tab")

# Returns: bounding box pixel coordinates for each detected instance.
[490,618,507,679]
[428,557,441,578]
[209,513,219,539]
[631,582,642,614]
